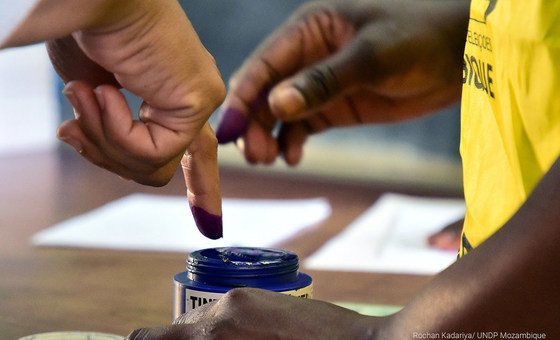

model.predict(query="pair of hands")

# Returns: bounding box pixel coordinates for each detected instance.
[47,0,466,232]
[123,0,467,338]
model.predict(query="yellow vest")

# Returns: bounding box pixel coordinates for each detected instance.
[460,0,560,256]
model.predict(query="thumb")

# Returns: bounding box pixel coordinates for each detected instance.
[267,41,366,121]
[181,123,223,239]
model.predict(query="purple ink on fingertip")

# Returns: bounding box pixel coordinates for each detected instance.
[216,107,249,144]
[190,205,223,240]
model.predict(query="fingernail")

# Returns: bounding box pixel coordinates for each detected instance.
[190,205,223,239]
[94,87,105,111]
[269,87,306,118]
[58,136,83,154]
[216,108,248,144]
[62,89,82,119]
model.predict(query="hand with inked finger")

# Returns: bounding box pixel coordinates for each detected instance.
[55,80,223,239]
[44,1,225,239]
[216,0,468,166]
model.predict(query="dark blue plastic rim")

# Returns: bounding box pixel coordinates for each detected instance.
[174,271,312,293]
[186,247,300,287]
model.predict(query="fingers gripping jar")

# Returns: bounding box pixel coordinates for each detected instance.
[173,247,313,318]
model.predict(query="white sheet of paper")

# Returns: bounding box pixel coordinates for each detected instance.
[304,193,465,275]
[0,44,58,155]
[32,194,331,252]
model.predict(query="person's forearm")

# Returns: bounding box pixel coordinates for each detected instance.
[374,157,560,337]
[1,0,143,48]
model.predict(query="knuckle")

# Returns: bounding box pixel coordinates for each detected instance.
[224,287,250,299]
[198,74,227,111]
[297,65,339,104]
[185,129,218,163]
[211,77,227,106]
[180,75,225,120]
[219,288,247,308]
[219,287,258,309]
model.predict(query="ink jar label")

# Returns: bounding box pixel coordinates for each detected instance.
[173,247,313,318]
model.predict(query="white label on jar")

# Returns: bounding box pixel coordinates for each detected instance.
[184,284,313,313]
[184,290,223,312]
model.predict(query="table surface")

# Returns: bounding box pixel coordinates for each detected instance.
[0,148,460,338]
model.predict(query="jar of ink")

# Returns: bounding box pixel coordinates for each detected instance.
[173,247,313,318]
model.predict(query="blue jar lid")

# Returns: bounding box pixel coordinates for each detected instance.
[187,247,300,287]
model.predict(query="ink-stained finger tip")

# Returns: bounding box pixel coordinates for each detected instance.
[190,205,223,240]
[216,107,249,144]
